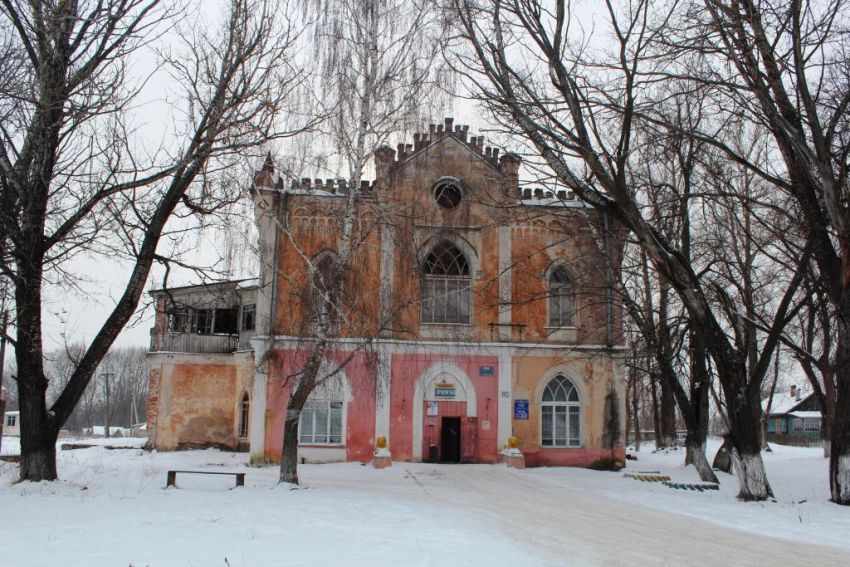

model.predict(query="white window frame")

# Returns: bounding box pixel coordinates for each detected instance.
[540,375,582,448]
[298,399,346,446]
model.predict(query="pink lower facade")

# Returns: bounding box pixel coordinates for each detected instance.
[248,340,627,468]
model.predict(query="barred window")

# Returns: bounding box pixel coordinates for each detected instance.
[548,267,574,327]
[421,242,471,324]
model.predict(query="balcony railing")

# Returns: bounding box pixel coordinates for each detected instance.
[150,331,240,354]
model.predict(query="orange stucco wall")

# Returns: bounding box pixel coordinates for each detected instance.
[510,354,626,467]
[147,352,254,451]
[267,134,624,349]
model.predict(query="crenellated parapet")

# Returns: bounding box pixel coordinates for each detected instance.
[521,188,578,201]
[382,117,509,169]
[288,177,375,195]
[251,154,376,198]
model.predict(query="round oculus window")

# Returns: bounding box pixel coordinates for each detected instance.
[434,182,462,209]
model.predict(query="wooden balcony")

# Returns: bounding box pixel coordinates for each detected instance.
[150,331,240,354]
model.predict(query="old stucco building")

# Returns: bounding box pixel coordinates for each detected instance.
[146,119,627,467]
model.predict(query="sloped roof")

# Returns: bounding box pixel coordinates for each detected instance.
[764,390,815,416]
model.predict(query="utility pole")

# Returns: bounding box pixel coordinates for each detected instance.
[103,372,113,438]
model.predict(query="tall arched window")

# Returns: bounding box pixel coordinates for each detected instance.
[541,375,581,447]
[421,241,472,324]
[312,253,339,320]
[548,266,574,327]
[238,392,250,439]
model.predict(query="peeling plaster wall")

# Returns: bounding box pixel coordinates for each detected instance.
[510,354,626,466]
[147,352,254,451]
[263,348,376,464]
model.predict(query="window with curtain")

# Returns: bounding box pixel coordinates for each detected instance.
[421,241,472,324]
[541,375,581,447]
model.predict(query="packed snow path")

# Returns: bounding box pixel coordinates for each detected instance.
[386,465,844,566]
[1,438,847,566]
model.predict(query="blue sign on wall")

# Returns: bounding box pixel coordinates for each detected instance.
[514,399,529,420]
[479,365,495,376]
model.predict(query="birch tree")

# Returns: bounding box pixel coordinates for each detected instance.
[276,0,448,485]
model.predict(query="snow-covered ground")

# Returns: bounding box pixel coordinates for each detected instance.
[0,436,847,566]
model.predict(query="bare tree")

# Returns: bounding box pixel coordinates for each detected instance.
[0,0,307,481]
[652,0,850,504]
[451,0,812,500]
[273,0,448,485]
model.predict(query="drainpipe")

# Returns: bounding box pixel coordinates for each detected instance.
[268,191,282,343]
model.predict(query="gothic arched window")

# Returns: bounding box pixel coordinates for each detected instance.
[421,242,471,324]
[541,375,581,447]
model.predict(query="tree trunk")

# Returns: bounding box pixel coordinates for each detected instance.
[829,305,850,504]
[713,435,733,474]
[821,392,832,459]
[632,374,641,452]
[279,409,301,485]
[683,329,716,482]
[726,385,774,500]
[731,449,773,502]
[16,259,59,481]
[685,438,718,484]
[658,378,677,448]
[650,373,662,449]
[19,426,58,482]
[19,361,59,481]
[625,379,632,449]
[656,281,678,449]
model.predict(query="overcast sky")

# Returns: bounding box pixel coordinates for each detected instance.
[13,0,611,365]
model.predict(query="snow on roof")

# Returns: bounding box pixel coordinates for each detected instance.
[150,278,256,295]
[283,187,346,197]
[519,197,593,208]
[764,389,813,415]
[789,411,821,419]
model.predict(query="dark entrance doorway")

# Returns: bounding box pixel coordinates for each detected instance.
[440,417,461,463]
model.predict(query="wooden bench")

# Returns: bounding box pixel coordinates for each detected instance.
[166,470,245,488]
